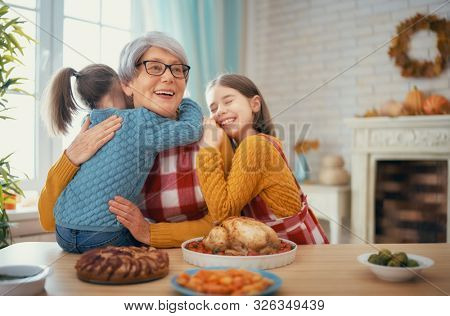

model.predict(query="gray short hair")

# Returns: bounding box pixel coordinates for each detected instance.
[118,31,189,83]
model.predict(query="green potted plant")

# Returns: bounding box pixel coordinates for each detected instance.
[0,0,34,249]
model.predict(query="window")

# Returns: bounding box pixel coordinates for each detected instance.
[0,0,133,192]
[62,0,132,149]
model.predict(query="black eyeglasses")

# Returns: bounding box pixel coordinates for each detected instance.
[135,60,190,79]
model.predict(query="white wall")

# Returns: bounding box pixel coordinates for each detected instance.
[245,0,450,179]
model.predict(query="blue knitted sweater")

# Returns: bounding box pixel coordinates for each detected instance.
[54,98,203,232]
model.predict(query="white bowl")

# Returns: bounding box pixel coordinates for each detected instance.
[357,253,434,282]
[0,265,51,296]
[181,237,297,270]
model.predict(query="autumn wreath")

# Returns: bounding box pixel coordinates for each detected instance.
[388,13,450,78]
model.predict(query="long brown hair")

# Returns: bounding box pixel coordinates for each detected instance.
[206,74,276,137]
[45,64,119,135]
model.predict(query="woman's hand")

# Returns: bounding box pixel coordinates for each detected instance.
[66,115,122,166]
[108,196,151,245]
[199,118,224,149]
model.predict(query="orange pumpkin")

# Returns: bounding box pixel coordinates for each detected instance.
[423,95,449,115]
[404,86,426,115]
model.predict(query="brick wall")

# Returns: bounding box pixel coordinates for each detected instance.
[245,0,450,179]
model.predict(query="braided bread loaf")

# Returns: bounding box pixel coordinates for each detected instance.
[75,246,169,284]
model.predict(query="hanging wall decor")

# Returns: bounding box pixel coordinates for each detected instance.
[388,13,450,78]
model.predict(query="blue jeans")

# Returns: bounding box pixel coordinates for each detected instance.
[55,225,142,254]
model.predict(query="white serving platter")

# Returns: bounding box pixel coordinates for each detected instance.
[181,237,297,270]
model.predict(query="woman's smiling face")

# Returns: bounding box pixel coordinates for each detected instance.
[123,46,187,118]
[206,85,260,142]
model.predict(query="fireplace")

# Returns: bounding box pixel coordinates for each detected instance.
[346,115,450,243]
[375,160,447,243]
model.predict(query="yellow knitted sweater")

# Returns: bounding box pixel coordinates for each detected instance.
[38,137,233,248]
[196,134,301,223]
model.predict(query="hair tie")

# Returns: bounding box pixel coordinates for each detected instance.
[73,72,81,78]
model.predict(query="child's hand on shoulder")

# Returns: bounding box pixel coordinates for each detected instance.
[199,118,224,149]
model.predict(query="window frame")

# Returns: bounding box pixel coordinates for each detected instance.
[61,1,133,150]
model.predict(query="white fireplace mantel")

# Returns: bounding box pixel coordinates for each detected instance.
[345,115,450,243]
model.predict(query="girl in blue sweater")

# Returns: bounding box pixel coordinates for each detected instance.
[44,63,203,253]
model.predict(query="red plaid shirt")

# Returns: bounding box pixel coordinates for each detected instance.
[140,143,207,223]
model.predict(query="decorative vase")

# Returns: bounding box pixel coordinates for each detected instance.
[294,153,310,183]
[318,154,350,185]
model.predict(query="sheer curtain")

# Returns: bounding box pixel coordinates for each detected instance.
[132,0,243,108]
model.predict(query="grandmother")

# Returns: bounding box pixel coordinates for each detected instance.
[38,31,233,248]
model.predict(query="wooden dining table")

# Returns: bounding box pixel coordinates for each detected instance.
[0,242,449,295]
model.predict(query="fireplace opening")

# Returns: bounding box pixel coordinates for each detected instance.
[375,160,448,243]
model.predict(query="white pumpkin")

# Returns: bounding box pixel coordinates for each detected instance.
[378,100,405,117]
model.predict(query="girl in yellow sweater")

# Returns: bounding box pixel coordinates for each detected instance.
[191,74,328,244]
[110,74,328,244]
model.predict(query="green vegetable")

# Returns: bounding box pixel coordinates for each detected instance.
[407,259,419,267]
[367,249,421,268]
[378,249,393,264]
[392,252,408,265]
[387,259,402,267]
[368,254,386,265]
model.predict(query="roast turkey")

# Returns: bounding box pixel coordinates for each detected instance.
[203,217,281,255]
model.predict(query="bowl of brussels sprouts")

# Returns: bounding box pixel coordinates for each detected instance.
[357,249,434,282]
